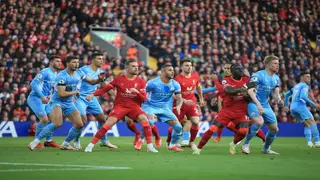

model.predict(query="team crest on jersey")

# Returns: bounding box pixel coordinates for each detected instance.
[58,80,65,84]
[222,80,227,85]
[170,87,175,91]
[192,80,195,84]
[251,77,258,82]
[39,112,44,116]
[251,112,256,117]
[36,74,42,79]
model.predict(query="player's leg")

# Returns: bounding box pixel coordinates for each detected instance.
[88,98,118,148]
[214,126,224,143]
[73,98,88,150]
[43,104,60,148]
[230,120,249,155]
[133,109,158,152]
[181,119,191,147]
[139,114,162,147]
[187,104,201,148]
[242,103,264,154]
[27,96,50,148]
[306,118,320,147]
[61,103,84,150]
[28,104,63,151]
[290,108,313,147]
[193,119,223,155]
[125,117,141,145]
[262,108,279,155]
[85,106,126,152]
[169,107,186,147]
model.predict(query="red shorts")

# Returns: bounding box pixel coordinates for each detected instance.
[215,109,248,127]
[173,103,200,123]
[108,105,146,121]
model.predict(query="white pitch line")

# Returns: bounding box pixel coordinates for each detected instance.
[0,168,113,172]
[0,162,132,171]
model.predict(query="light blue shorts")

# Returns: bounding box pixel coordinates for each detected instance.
[290,105,314,123]
[248,102,277,124]
[142,104,178,123]
[27,95,50,117]
[48,100,78,117]
[75,96,103,116]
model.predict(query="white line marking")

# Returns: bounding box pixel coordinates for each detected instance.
[0,162,131,172]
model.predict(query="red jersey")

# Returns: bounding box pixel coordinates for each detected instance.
[221,76,250,113]
[94,75,146,108]
[174,73,200,103]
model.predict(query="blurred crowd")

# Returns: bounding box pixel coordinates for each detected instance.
[0,0,319,123]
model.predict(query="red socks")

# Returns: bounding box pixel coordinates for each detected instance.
[91,124,111,144]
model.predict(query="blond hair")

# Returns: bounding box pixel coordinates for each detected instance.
[263,55,279,65]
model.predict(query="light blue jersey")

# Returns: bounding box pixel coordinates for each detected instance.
[248,70,280,124]
[284,82,315,122]
[75,65,103,116]
[49,69,86,116]
[27,67,57,117]
[142,77,181,122]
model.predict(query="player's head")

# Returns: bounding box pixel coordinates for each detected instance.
[91,52,104,68]
[125,60,139,75]
[161,63,174,79]
[224,62,232,77]
[49,55,62,70]
[65,55,79,71]
[230,63,244,79]
[263,55,279,73]
[300,71,311,85]
[180,59,193,75]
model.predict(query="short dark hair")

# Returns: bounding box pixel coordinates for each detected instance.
[180,59,192,66]
[65,55,79,63]
[161,63,173,69]
[125,60,138,67]
[300,70,310,76]
[92,52,103,60]
[49,55,61,61]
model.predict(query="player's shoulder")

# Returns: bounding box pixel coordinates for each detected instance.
[57,69,67,77]
[174,74,183,80]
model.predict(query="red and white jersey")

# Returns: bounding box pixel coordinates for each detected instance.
[174,72,200,104]
[221,76,250,113]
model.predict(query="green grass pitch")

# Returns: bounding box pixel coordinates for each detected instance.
[0,137,319,180]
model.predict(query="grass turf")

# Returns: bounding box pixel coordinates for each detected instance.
[0,137,319,180]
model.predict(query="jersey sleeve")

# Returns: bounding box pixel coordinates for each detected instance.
[30,71,47,98]
[173,80,181,94]
[275,75,280,88]
[301,85,316,107]
[250,73,260,84]
[145,80,154,92]
[56,74,67,87]
[284,89,293,107]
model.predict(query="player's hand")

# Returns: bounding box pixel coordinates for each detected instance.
[257,104,264,115]
[41,96,49,104]
[74,90,80,98]
[315,103,320,110]
[86,94,94,101]
[199,98,205,107]
[284,107,290,113]
[129,88,140,94]
[98,72,106,82]
[183,99,194,105]
[175,106,181,115]
[211,97,218,106]
[211,74,218,81]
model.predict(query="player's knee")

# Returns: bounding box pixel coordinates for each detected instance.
[39,116,49,124]
[253,117,264,127]
[270,127,279,134]
[81,116,87,124]
[149,120,155,127]
[172,123,182,133]
[140,121,150,128]
[238,128,249,135]
[53,120,63,128]
[209,125,218,132]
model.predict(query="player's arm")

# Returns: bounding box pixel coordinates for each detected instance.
[135,80,147,102]
[30,73,46,98]
[93,83,114,96]
[217,96,223,111]
[174,81,183,114]
[195,82,204,106]
[284,89,292,108]
[57,79,79,98]
[309,91,317,103]
[211,74,224,92]
[301,87,316,107]
[199,87,217,95]
[84,73,105,85]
